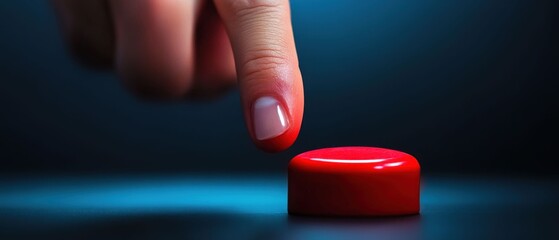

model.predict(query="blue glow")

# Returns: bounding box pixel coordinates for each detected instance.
[0,175,554,215]
[0,176,286,215]
[0,175,557,239]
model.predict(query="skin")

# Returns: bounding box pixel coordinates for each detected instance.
[51,0,304,152]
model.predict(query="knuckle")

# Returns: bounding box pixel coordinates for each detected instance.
[240,49,290,82]
[66,30,113,68]
[219,0,284,21]
[118,63,192,100]
[229,0,283,18]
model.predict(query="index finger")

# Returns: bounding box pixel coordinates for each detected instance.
[213,0,304,152]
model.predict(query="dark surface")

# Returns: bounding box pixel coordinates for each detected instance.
[0,0,557,174]
[0,175,557,239]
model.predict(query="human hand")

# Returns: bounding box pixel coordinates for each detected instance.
[52,0,304,152]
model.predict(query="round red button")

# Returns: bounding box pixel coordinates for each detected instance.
[288,146,420,217]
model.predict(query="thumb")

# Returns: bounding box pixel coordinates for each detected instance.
[214,0,304,152]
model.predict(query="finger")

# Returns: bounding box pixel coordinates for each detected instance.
[109,0,201,99]
[190,1,236,100]
[51,0,114,68]
[214,0,304,152]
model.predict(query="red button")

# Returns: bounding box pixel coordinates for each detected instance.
[288,146,420,217]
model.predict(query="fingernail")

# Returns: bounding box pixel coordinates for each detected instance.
[253,96,290,140]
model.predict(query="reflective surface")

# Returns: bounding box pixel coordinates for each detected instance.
[292,146,419,171]
[0,175,557,239]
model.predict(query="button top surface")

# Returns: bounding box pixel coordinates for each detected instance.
[290,146,419,173]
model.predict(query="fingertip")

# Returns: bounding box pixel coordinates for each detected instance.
[248,79,304,152]
[255,123,301,152]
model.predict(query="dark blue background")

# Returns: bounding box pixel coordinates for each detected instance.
[0,0,557,174]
